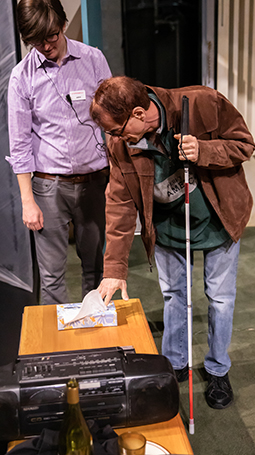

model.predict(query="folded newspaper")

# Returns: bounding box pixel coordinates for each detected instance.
[57,289,117,330]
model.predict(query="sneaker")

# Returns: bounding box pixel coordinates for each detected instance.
[174,364,189,382]
[205,373,233,409]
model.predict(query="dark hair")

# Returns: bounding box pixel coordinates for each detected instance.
[17,0,67,46]
[90,76,150,125]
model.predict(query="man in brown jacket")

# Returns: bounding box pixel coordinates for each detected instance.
[90,76,254,409]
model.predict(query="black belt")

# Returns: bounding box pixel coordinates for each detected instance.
[34,167,109,184]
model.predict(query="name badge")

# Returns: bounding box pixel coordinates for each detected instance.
[70,90,86,101]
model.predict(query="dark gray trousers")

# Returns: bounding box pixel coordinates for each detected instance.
[32,174,108,304]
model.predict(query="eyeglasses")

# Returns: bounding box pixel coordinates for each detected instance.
[105,114,130,137]
[31,31,60,47]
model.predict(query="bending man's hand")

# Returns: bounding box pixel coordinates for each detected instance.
[174,133,199,163]
[98,278,129,306]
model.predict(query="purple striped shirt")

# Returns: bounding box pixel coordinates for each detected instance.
[7,37,112,174]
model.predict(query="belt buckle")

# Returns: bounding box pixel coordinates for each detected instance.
[69,175,78,183]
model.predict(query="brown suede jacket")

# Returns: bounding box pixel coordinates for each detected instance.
[103,85,254,280]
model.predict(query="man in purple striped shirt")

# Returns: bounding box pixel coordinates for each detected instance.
[7,0,112,304]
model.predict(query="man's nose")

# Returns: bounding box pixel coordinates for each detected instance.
[112,136,122,143]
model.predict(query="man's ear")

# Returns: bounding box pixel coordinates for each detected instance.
[132,106,146,121]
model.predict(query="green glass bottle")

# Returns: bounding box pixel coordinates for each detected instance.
[58,378,94,455]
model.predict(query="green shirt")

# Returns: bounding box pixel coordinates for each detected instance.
[128,93,230,250]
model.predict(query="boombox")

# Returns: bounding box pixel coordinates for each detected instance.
[0,346,179,440]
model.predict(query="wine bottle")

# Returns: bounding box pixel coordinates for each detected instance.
[58,378,94,455]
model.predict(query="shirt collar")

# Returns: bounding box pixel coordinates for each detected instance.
[127,137,155,151]
[66,37,81,59]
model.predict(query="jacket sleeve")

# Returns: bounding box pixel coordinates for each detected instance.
[103,154,138,280]
[196,91,255,169]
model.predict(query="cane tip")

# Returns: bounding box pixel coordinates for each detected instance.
[189,420,195,434]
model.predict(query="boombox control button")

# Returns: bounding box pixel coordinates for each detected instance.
[79,369,92,375]
[30,417,42,423]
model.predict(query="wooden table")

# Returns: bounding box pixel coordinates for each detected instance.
[15,298,193,454]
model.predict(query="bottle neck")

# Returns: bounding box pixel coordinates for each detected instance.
[67,386,79,405]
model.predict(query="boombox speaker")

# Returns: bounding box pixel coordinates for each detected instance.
[128,376,176,426]
[125,353,179,426]
[0,364,20,440]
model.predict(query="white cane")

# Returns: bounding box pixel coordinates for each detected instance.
[181,96,194,435]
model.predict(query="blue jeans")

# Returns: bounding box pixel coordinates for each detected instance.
[154,239,240,377]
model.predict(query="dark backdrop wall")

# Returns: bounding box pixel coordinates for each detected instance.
[122,0,201,88]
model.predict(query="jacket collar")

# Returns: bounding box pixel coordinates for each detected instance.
[146,85,218,137]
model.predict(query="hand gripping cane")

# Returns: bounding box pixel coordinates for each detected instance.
[181,96,194,435]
